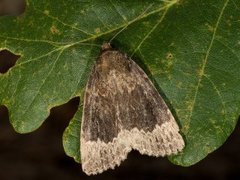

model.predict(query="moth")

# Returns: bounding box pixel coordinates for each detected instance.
[80,43,184,175]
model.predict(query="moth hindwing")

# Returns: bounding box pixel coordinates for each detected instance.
[80,43,184,175]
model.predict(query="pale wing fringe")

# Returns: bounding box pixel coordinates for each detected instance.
[81,120,184,175]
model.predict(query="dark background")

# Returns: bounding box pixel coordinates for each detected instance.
[1,1,240,179]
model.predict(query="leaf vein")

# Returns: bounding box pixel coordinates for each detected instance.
[18,49,65,122]
[91,8,111,31]
[1,2,177,47]
[215,39,240,62]
[31,2,94,36]
[203,74,227,135]
[108,0,127,22]
[130,7,170,57]
[0,35,66,46]
[186,0,230,133]
[71,1,178,46]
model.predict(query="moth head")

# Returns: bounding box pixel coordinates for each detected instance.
[97,50,132,77]
[101,43,112,51]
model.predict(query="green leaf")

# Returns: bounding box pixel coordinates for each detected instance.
[0,0,239,167]
[63,103,82,163]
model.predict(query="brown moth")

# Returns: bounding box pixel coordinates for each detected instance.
[80,43,184,175]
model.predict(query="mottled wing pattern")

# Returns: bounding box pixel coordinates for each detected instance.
[81,44,184,175]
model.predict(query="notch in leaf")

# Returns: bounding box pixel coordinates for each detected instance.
[0,50,20,74]
[0,0,26,16]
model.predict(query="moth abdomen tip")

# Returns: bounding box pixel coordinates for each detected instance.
[101,43,112,51]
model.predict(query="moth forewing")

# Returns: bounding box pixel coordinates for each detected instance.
[80,43,184,175]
